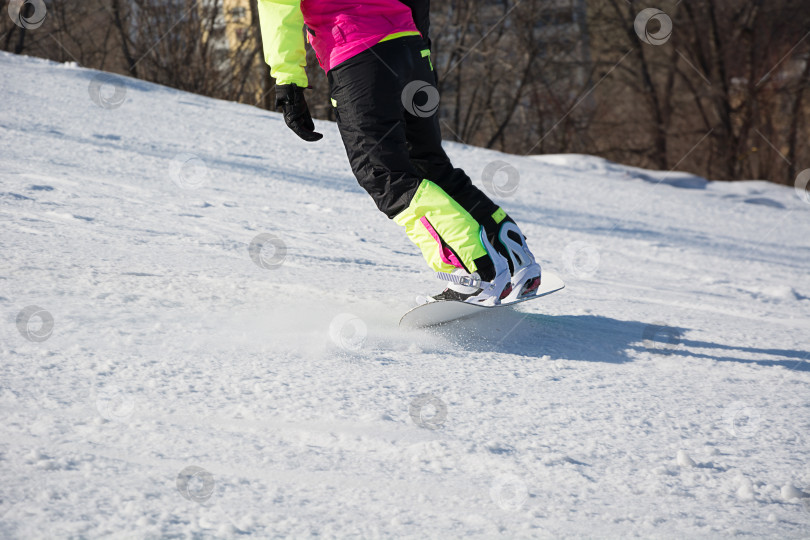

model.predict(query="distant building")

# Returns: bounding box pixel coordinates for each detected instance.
[197,0,257,69]
[220,0,257,58]
[534,0,591,89]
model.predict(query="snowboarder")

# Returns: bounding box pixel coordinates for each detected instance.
[257,0,541,305]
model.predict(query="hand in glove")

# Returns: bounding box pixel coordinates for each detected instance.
[275,84,323,142]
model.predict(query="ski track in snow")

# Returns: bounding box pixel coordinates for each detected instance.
[1,52,810,538]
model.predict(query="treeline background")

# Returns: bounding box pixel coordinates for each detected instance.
[3,0,809,185]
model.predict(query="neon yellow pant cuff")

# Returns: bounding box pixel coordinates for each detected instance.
[393,180,487,273]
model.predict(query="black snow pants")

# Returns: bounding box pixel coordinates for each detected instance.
[327,36,506,277]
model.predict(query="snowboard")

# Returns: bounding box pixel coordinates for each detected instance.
[400,272,565,328]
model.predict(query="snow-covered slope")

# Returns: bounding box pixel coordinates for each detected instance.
[2,51,809,538]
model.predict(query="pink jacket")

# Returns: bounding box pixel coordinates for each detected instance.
[301,0,420,72]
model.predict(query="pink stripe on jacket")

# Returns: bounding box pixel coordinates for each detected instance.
[301,0,420,72]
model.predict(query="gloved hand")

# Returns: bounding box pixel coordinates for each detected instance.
[275,84,323,142]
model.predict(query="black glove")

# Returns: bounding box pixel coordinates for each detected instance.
[275,84,323,142]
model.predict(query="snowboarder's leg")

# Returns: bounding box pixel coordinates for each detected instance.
[403,94,506,242]
[327,36,507,298]
[402,43,542,300]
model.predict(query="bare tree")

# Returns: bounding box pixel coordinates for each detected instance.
[3,0,807,184]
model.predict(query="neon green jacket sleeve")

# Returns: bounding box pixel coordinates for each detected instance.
[257,0,309,87]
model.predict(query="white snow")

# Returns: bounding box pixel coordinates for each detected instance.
[2,51,810,538]
[781,484,805,500]
[676,450,696,468]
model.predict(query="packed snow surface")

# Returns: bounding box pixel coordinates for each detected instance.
[2,52,810,538]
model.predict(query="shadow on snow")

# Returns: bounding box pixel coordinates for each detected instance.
[427,310,810,372]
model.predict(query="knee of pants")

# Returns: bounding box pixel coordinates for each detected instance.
[393,179,487,274]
